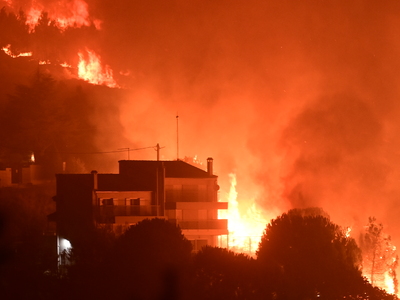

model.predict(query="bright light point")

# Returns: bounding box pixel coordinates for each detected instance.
[61,238,72,250]
[345,227,351,237]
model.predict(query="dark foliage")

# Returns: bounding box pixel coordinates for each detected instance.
[1,196,399,300]
[191,246,260,300]
[0,185,59,300]
[96,218,192,300]
[0,71,98,176]
[256,208,395,300]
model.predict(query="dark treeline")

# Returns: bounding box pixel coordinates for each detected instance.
[0,70,129,176]
[1,209,397,300]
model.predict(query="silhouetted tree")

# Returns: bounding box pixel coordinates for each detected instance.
[0,71,97,175]
[31,12,65,62]
[359,217,398,294]
[0,185,59,300]
[192,246,261,300]
[257,208,364,299]
[0,8,29,49]
[97,218,192,300]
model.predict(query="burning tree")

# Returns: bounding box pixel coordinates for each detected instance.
[359,217,398,294]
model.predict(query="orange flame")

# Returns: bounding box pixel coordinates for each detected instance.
[384,271,395,295]
[5,0,101,32]
[219,173,268,256]
[2,44,32,58]
[78,49,119,88]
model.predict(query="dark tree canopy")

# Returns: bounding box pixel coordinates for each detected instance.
[257,208,364,299]
[0,71,98,175]
[98,218,192,300]
[114,218,192,264]
[192,246,259,300]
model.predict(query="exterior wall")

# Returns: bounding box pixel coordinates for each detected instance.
[30,165,45,185]
[0,165,44,186]
[165,177,218,203]
[55,174,95,239]
[21,167,31,184]
[164,177,227,252]
[0,168,12,187]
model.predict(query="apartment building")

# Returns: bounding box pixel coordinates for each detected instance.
[53,158,228,253]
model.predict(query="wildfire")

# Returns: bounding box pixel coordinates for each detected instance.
[345,227,351,238]
[2,44,32,58]
[219,173,268,256]
[3,44,118,87]
[39,60,72,68]
[78,49,119,88]
[384,271,396,295]
[60,62,72,68]
[2,2,119,88]
[5,0,101,32]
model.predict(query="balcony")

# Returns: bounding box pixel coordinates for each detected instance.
[170,219,228,230]
[97,205,159,217]
[165,202,228,210]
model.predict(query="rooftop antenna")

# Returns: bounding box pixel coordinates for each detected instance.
[176,114,179,160]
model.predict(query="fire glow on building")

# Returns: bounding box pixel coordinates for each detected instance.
[2,0,400,296]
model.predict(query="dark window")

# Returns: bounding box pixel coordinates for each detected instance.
[130,198,140,205]
[182,185,198,202]
[102,198,114,205]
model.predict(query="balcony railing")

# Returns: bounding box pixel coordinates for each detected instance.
[97,205,159,217]
[170,219,228,230]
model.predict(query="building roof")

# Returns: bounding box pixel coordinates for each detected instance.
[56,159,217,193]
[118,160,217,179]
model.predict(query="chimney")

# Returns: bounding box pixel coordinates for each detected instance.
[207,157,213,176]
[91,170,98,190]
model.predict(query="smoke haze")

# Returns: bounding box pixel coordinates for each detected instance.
[2,0,400,241]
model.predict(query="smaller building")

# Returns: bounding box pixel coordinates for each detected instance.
[53,158,228,254]
[0,164,44,187]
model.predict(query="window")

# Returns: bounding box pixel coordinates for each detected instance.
[166,185,181,202]
[182,185,198,202]
[198,185,207,202]
[101,198,114,205]
[130,198,140,206]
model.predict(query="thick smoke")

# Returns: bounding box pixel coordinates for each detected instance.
[91,0,400,232]
[2,0,400,240]
[117,1,400,243]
